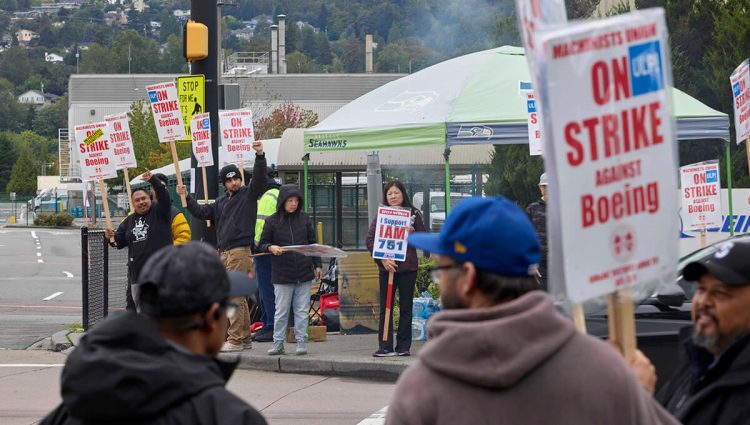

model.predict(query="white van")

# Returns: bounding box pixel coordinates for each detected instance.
[412,192,471,231]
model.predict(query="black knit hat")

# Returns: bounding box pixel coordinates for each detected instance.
[135,242,257,317]
[219,164,240,183]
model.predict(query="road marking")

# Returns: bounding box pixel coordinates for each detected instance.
[36,252,41,257]
[0,364,64,367]
[31,231,37,239]
[36,246,41,250]
[43,292,64,301]
[0,304,81,310]
[63,271,74,278]
[38,259,43,263]
[358,407,388,425]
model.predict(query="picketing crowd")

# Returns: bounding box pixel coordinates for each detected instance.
[40,137,750,424]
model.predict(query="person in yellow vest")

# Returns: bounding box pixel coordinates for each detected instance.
[151,173,191,245]
[252,169,281,343]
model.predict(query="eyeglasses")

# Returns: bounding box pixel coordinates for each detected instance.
[426,263,464,283]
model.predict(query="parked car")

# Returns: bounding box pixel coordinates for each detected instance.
[412,192,471,231]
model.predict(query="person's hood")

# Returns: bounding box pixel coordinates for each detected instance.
[276,184,303,214]
[419,291,575,389]
[264,179,281,193]
[59,312,237,422]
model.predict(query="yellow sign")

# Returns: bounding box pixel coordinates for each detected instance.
[83,128,104,146]
[176,74,206,143]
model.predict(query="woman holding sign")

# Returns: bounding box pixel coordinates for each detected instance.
[366,181,427,357]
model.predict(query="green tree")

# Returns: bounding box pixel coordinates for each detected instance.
[255,102,319,139]
[0,133,17,190]
[0,46,32,86]
[80,43,117,73]
[160,35,188,73]
[6,148,38,196]
[341,32,361,73]
[485,145,545,207]
[286,51,321,73]
[112,30,162,73]
[315,32,332,65]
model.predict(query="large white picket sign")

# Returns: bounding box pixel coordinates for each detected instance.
[146,81,186,143]
[190,113,214,167]
[104,113,137,169]
[75,122,116,180]
[219,109,255,164]
[372,206,411,262]
[538,9,679,303]
[730,59,750,143]
[680,161,722,231]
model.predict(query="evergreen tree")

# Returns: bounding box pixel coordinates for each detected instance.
[0,133,17,191]
[6,148,38,196]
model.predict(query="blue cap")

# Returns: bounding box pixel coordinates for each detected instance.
[409,196,541,276]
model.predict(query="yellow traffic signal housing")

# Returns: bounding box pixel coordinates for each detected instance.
[183,19,208,62]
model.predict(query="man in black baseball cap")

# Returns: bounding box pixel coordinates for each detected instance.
[177,141,266,351]
[41,242,267,425]
[657,239,750,425]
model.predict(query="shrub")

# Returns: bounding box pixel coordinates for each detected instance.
[34,212,74,227]
[415,257,438,298]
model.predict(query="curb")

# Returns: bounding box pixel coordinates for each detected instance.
[1,225,81,229]
[50,331,72,352]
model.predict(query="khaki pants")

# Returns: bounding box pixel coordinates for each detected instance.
[220,246,254,345]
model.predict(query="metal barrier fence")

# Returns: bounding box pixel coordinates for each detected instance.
[81,227,128,330]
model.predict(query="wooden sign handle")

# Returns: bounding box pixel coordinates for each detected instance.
[382,271,394,342]
[239,162,245,185]
[170,141,187,207]
[608,288,636,359]
[201,166,211,227]
[123,168,134,214]
[98,178,114,243]
[572,303,587,334]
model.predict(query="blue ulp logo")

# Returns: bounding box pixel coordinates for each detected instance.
[734,82,742,98]
[628,41,664,97]
[527,100,537,113]
[706,169,718,183]
[148,90,158,103]
[201,118,209,128]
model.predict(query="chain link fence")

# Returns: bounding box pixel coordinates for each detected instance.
[81,227,128,330]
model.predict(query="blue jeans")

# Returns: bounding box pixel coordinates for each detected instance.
[254,255,275,329]
[273,282,311,344]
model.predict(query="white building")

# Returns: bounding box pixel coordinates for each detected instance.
[18,90,45,105]
[15,29,38,43]
[45,52,64,63]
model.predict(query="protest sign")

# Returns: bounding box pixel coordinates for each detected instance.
[146,80,187,206]
[191,113,213,227]
[105,113,137,213]
[730,59,750,143]
[538,9,678,309]
[283,244,348,258]
[177,74,205,143]
[680,161,722,238]
[75,122,116,237]
[519,81,543,156]
[219,109,255,173]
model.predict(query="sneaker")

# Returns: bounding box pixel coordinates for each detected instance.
[252,328,274,342]
[296,343,307,356]
[372,349,396,358]
[221,341,244,352]
[396,350,410,357]
[267,343,285,356]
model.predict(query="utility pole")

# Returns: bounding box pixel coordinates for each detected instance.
[189,0,219,245]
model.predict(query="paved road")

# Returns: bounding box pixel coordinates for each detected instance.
[0,228,82,349]
[0,350,393,425]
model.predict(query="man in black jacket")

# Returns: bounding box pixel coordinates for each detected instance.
[41,242,267,425]
[177,141,266,352]
[657,239,750,425]
[106,171,173,310]
[525,172,548,290]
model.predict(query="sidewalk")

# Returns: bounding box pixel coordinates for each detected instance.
[65,331,423,382]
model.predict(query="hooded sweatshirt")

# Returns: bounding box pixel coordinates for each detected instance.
[257,184,322,284]
[386,291,679,425]
[41,312,267,425]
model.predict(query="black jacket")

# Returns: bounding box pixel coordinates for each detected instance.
[186,154,267,251]
[656,326,750,425]
[41,312,267,425]
[114,175,173,283]
[258,184,322,284]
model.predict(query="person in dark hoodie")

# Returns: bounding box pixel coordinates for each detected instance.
[41,242,267,425]
[150,173,191,244]
[106,171,173,311]
[252,169,281,343]
[257,184,322,356]
[656,239,750,425]
[177,141,266,352]
[388,196,679,425]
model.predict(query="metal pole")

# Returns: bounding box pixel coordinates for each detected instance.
[444,148,452,214]
[335,172,343,248]
[726,142,735,236]
[303,153,310,211]
[103,233,109,318]
[81,227,89,331]
[366,153,383,224]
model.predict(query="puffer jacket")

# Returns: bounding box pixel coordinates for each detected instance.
[257,184,322,284]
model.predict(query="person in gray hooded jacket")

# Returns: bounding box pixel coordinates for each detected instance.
[388,196,679,425]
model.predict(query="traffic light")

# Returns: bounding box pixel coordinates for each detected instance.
[183,19,208,62]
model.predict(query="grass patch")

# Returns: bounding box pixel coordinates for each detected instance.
[66,322,84,333]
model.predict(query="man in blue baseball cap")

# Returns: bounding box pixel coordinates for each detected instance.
[386,196,679,425]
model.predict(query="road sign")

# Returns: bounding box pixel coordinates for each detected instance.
[177,75,206,143]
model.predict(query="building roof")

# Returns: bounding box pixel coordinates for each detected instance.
[278,128,493,172]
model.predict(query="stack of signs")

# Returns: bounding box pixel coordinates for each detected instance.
[190,113,213,167]
[219,109,255,165]
[537,9,678,303]
[146,81,186,143]
[680,161,722,231]
[731,59,750,143]
[104,113,137,170]
[519,81,543,156]
[371,206,411,261]
[75,122,116,180]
